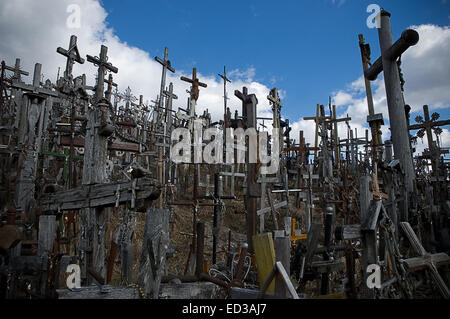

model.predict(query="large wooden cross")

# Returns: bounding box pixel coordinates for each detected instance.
[56,35,85,78]
[155,47,175,125]
[400,222,450,299]
[87,45,118,102]
[358,34,384,149]
[163,82,177,127]
[218,66,231,128]
[364,10,419,193]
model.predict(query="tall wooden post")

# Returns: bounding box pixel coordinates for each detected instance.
[365,10,419,194]
[235,87,259,252]
[81,45,118,282]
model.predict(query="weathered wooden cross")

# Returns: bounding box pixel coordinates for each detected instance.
[56,35,85,78]
[86,45,118,103]
[218,66,231,129]
[155,47,175,126]
[4,58,29,84]
[235,86,259,251]
[364,10,419,193]
[400,222,450,299]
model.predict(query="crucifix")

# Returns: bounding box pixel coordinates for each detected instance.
[364,10,419,194]
[155,47,175,126]
[181,68,207,127]
[218,66,231,129]
[104,74,117,103]
[56,35,85,79]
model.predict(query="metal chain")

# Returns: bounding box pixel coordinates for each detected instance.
[103,99,148,150]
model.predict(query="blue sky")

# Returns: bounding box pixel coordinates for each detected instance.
[102,0,450,120]
[0,0,449,153]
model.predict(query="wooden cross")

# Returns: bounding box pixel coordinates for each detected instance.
[304,105,351,164]
[155,47,175,124]
[181,68,207,103]
[358,34,383,148]
[4,58,29,83]
[268,88,284,154]
[364,10,419,192]
[268,88,282,125]
[86,45,118,102]
[163,82,178,126]
[400,222,450,299]
[56,35,85,78]
[218,66,231,127]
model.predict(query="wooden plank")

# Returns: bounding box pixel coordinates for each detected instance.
[38,215,56,258]
[305,223,321,265]
[59,136,140,153]
[40,178,160,212]
[253,233,276,293]
[138,208,170,298]
[257,201,287,216]
[338,224,362,240]
[403,253,450,272]
[38,215,56,296]
[56,286,140,299]
[400,222,427,256]
[275,262,299,299]
[159,282,223,299]
[274,237,291,298]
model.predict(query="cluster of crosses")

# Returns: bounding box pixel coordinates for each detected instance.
[0,9,449,299]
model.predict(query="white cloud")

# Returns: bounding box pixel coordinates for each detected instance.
[0,0,275,127]
[289,24,450,157]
